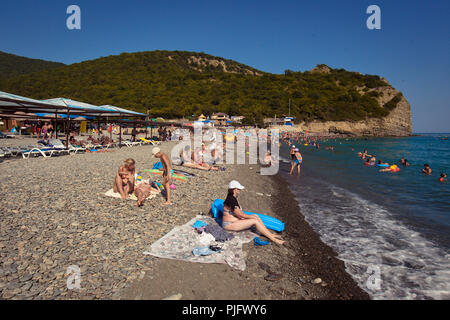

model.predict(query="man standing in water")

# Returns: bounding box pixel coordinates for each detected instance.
[152,147,173,205]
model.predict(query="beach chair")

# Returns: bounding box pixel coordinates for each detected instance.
[139,137,160,145]
[47,139,71,156]
[21,147,56,159]
[0,132,16,139]
[0,147,13,157]
[68,143,87,154]
[2,147,18,156]
[123,140,141,147]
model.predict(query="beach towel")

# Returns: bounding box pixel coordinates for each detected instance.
[104,189,158,201]
[204,224,235,242]
[143,215,255,271]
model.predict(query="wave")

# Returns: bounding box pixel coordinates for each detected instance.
[290,178,450,300]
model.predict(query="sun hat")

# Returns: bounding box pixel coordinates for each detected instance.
[228,180,245,190]
[152,147,161,157]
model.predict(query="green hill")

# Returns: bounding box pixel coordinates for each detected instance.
[0,51,66,79]
[0,50,403,125]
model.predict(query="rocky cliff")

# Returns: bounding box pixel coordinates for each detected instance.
[270,80,412,137]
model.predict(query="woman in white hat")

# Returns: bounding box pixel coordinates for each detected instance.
[221,180,285,245]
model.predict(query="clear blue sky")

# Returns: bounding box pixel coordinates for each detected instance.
[1,0,449,132]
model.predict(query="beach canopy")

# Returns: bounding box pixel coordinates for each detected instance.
[43,98,146,117]
[0,91,66,115]
[34,113,95,120]
[100,105,145,117]
[0,91,146,119]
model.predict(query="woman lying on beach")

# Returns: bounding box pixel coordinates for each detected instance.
[221,181,285,245]
[113,158,136,199]
[180,145,220,171]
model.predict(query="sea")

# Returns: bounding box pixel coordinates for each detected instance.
[278,133,450,300]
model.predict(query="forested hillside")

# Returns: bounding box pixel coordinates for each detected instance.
[0,50,402,125]
[0,51,65,79]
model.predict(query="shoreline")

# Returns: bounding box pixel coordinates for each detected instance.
[269,172,370,299]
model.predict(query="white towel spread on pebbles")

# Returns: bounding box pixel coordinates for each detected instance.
[143,215,256,271]
[104,189,158,201]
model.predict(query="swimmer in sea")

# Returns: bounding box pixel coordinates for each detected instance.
[422,164,432,175]
[439,173,447,182]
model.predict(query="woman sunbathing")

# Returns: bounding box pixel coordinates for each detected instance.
[221,180,285,245]
[179,146,219,171]
[113,158,136,199]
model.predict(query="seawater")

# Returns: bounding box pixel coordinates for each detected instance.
[279,133,450,300]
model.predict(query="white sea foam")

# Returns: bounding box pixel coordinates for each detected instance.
[293,180,450,300]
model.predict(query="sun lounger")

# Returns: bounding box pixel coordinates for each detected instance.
[69,144,86,154]
[139,137,161,145]
[0,147,13,157]
[123,140,143,147]
[0,132,16,139]
[46,139,71,156]
[21,147,55,159]
[19,141,70,159]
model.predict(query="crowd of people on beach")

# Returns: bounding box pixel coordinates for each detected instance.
[280,130,447,183]
[108,128,447,248]
[111,130,287,245]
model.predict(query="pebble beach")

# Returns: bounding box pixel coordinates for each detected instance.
[0,137,368,300]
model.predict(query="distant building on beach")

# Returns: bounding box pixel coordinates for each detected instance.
[264,116,296,126]
[211,112,229,125]
[230,116,244,124]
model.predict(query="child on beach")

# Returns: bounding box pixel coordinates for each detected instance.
[113,158,136,199]
[262,150,278,167]
[221,180,285,245]
[152,147,173,205]
[134,179,161,207]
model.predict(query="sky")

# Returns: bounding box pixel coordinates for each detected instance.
[0,0,449,132]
